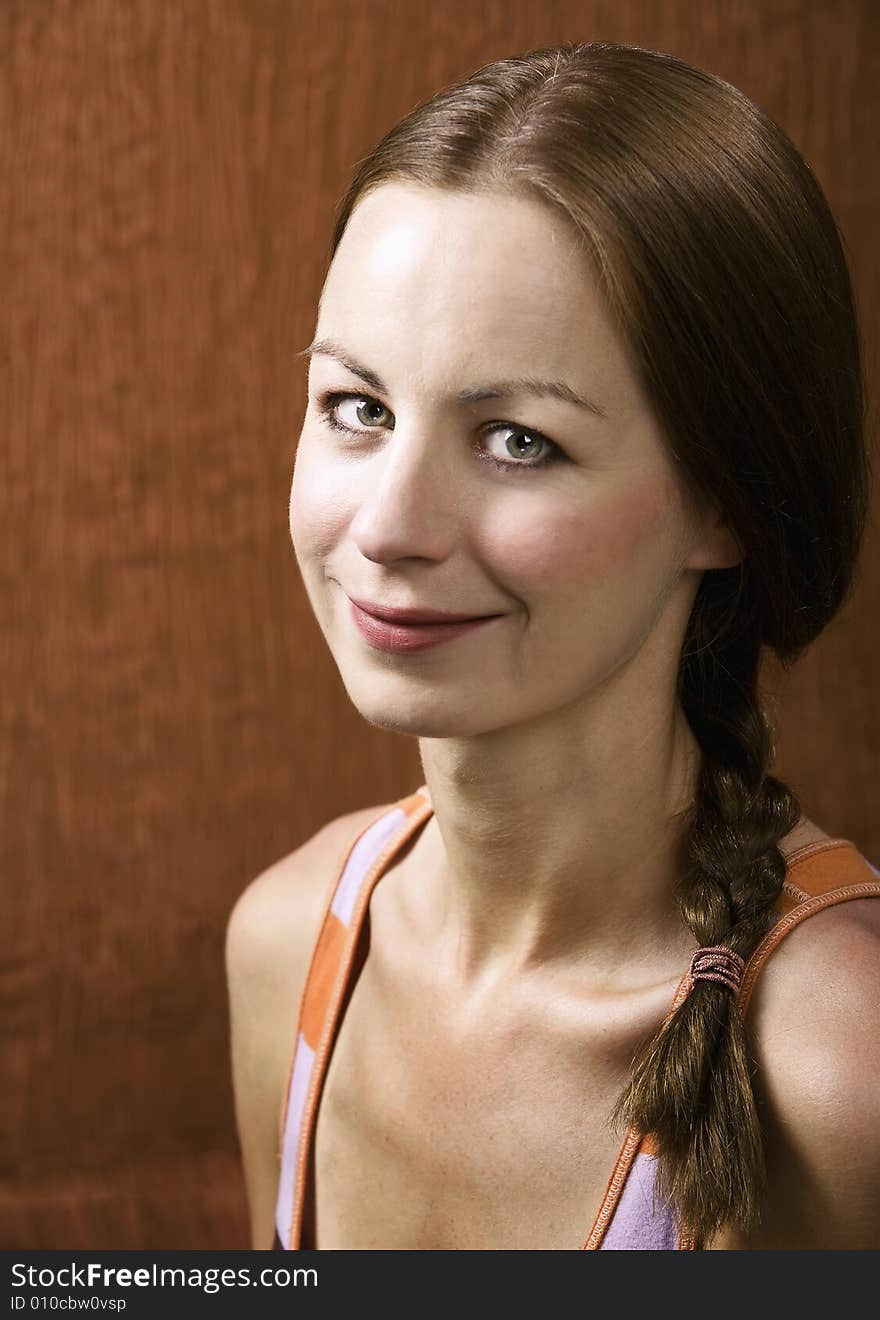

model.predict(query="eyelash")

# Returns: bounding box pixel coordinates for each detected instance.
[314,390,562,474]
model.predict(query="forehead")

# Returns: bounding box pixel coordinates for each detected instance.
[317,183,631,392]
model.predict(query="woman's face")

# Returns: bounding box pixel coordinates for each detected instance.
[290,182,734,738]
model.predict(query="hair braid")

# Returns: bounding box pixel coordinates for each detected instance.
[609,589,803,1244]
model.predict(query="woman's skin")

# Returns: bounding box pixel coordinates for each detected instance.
[258,179,880,1248]
[290,180,743,1002]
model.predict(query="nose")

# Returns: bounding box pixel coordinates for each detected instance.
[349,423,465,565]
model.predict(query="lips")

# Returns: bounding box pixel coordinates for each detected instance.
[347,597,501,654]
[347,595,498,625]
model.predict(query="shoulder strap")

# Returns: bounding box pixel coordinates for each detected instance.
[737,840,880,1017]
[589,839,880,1251]
[275,788,432,1250]
[295,790,429,1053]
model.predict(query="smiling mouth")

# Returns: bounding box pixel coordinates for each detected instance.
[347,598,502,653]
[347,595,501,625]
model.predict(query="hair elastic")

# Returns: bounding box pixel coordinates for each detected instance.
[689,945,745,994]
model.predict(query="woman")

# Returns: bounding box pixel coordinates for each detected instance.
[226,42,880,1250]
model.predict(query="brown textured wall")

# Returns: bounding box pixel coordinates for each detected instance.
[2,0,877,1249]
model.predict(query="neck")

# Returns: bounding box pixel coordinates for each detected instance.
[415,695,703,996]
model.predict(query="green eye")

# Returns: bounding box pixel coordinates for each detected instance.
[316,390,562,474]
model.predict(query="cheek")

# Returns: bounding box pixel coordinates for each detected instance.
[483,481,678,594]
[289,434,349,560]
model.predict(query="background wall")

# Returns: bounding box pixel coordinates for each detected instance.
[2,0,877,1249]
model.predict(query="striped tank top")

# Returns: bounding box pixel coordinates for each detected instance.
[272,784,880,1250]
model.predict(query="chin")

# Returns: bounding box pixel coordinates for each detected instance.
[337,667,496,739]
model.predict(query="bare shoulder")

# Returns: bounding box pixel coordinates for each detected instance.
[224,800,394,1249]
[226,801,392,979]
[747,889,880,1081]
[710,889,880,1248]
[777,812,832,856]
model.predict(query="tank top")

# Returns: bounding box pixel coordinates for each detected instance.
[272,784,880,1250]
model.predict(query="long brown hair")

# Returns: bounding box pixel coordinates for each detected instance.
[319,41,870,1244]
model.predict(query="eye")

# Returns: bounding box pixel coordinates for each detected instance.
[481,424,556,470]
[315,390,563,474]
[317,392,393,434]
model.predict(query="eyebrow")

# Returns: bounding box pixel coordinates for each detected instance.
[295,337,608,421]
